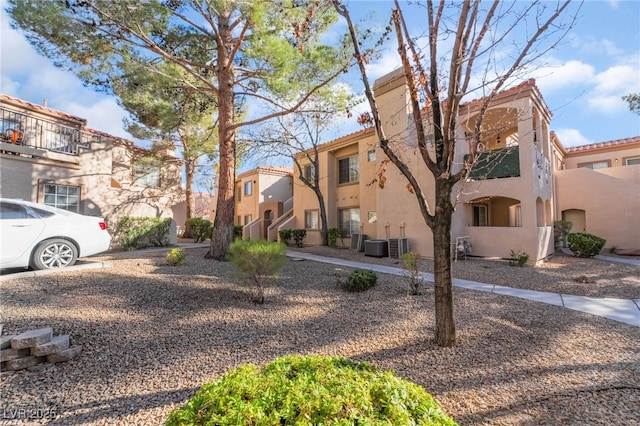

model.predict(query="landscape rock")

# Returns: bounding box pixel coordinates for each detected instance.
[47,345,82,363]
[11,327,53,349]
[32,335,70,356]
[6,355,46,371]
[1,347,30,362]
[0,334,15,349]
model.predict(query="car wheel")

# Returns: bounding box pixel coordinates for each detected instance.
[32,238,78,270]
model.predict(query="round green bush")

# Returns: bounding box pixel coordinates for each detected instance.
[567,232,606,258]
[343,269,377,292]
[165,355,457,426]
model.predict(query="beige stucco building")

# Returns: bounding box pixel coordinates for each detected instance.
[0,94,184,228]
[285,71,640,261]
[233,166,293,240]
[553,136,640,251]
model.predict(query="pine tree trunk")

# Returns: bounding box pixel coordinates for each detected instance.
[185,158,196,220]
[207,11,236,260]
[433,179,456,347]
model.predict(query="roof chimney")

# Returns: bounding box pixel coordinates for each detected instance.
[43,98,48,107]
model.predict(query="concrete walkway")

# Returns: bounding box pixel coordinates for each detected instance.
[287,250,640,328]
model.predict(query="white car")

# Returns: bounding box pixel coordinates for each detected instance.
[0,198,112,270]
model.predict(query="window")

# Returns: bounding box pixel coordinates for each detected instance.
[43,184,80,213]
[472,204,487,227]
[368,211,377,224]
[237,215,242,225]
[133,160,160,187]
[338,155,359,184]
[339,208,360,235]
[578,160,609,170]
[625,157,640,166]
[244,215,252,225]
[0,202,33,219]
[303,164,316,181]
[304,210,319,229]
[367,149,376,162]
[509,204,522,227]
[244,181,252,196]
[236,186,242,202]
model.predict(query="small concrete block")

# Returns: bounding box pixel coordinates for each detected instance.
[31,335,70,357]
[47,345,82,363]
[6,355,46,371]
[1,335,16,350]
[11,327,53,349]
[1,347,30,362]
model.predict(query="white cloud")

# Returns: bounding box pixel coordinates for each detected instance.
[530,60,596,92]
[555,128,592,148]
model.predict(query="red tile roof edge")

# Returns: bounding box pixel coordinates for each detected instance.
[0,93,87,124]
[564,135,640,153]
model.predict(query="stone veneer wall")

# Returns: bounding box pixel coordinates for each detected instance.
[0,326,82,374]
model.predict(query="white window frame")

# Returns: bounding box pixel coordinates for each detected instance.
[43,183,81,213]
[133,161,160,187]
[473,204,488,227]
[367,149,376,162]
[338,155,359,185]
[338,207,361,236]
[305,210,319,229]
[625,157,640,166]
[244,181,252,196]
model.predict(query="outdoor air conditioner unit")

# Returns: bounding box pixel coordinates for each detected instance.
[350,234,367,252]
[364,240,389,257]
[388,238,409,259]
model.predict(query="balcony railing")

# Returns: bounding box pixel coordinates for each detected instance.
[465,146,520,180]
[1,108,86,155]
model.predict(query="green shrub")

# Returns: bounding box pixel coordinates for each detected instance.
[567,232,606,258]
[233,225,244,240]
[508,250,529,267]
[165,354,457,426]
[165,248,186,266]
[184,218,213,243]
[343,269,377,292]
[553,220,573,248]
[292,229,307,248]
[328,227,347,247]
[401,252,424,295]
[112,217,172,250]
[228,239,287,303]
[278,229,292,244]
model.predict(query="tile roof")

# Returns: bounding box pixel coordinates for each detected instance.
[0,93,87,125]
[564,135,640,153]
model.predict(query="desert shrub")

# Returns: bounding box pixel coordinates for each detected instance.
[278,228,292,244]
[567,232,606,258]
[165,354,457,426]
[184,218,213,243]
[112,217,172,250]
[508,250,529,267]
[342,269,377,292]
[228,239,287,303]
[165,248,186,266]
[328,227,347,247]
[401,252,424,295]
[233,225,244,240]
[553,220,573,248]
[292,229,307,248]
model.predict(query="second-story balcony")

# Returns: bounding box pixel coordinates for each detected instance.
[1,108,88,156]
[465,146,520,180]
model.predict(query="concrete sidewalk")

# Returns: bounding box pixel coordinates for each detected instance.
[287,250,640,328]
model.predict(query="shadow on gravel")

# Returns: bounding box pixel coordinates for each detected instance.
[1,248,639,425]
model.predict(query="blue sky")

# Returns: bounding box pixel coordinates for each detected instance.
[1,0,639,150]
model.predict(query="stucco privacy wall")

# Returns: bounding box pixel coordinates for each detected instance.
[555,166,640,250]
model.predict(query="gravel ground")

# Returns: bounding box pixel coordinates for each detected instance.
[0,246,639,425]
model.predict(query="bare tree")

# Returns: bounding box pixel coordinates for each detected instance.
[335,0,576,346]
[252,90,353,246]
